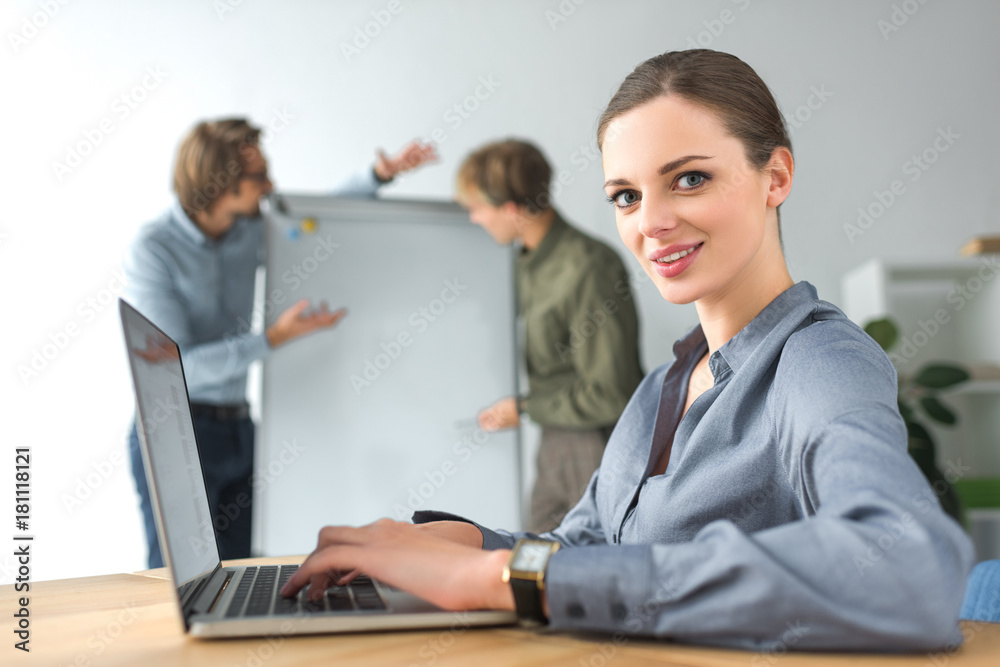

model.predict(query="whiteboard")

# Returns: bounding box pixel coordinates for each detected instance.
[257,194,521,556]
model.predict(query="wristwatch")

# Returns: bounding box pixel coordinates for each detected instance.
[502,538,560,626]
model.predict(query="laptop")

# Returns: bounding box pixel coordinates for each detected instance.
[119,299,516,638]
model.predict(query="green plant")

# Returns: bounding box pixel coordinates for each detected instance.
[864,317,969,523]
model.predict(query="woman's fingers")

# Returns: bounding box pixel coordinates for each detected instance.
[282,525,397,597]
[336,568,363,586]
[281,519,473,600]
[305,571,335,601]
[316,519,402,549]
[281,545,352,597]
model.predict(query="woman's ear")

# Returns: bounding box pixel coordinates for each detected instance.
[765,147,794,208]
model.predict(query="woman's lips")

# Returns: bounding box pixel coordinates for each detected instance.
[650,242,703,278]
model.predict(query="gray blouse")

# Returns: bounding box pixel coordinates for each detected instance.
[417,282,974,651]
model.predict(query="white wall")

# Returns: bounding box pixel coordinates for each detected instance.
[2,0,997,582]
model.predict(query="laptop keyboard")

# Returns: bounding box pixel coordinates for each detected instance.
[225,565,387,617]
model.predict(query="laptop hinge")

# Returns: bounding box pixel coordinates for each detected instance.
[183,565,230,622]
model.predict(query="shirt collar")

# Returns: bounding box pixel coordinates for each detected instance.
[714,281,818,375]
[169,199,212,247]
[668,282,819,380]
[671,322,709,370]
[519,211,568,271]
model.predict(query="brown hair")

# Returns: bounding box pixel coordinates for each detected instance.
[456,139,553,214]
[597,49,791,170]
[173,118,262,214]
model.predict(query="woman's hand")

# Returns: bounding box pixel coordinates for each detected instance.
[280,519,513,612]
[412,520,484,548]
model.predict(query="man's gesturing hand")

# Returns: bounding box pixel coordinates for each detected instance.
[266,299,345,348]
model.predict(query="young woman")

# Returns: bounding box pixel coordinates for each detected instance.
[281,50,973,651]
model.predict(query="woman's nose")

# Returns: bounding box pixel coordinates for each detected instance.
[636,193,677,239]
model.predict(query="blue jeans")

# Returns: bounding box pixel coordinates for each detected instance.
[129,414,255,569]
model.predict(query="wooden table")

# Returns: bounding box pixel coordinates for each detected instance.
[3,556,999,666]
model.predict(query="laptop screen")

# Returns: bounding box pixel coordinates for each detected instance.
[120,300,220,588]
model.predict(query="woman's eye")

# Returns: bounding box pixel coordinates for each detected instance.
[608,190,640,208]
[677,173,707,189]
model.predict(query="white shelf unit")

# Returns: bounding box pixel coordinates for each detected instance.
[843,258,1000,560]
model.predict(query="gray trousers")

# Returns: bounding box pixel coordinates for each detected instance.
[529,425,613,534]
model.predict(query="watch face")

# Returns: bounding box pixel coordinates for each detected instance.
[511,542,553,572]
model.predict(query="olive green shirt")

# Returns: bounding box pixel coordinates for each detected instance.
[518,213,643,428]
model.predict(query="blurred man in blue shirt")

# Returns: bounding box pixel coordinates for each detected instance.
[124,118,435,567]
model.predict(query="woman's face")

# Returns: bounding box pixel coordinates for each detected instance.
[602,95,787,306]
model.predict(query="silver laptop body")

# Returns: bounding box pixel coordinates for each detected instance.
[120,299,515,638]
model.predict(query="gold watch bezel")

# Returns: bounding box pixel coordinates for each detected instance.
[502,539,561,591]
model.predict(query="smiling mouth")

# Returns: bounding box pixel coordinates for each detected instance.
[655,243,703,265]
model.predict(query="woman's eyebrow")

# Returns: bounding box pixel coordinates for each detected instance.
[604,154,715,188]
[659,155,713,175]
[603,177,632,188]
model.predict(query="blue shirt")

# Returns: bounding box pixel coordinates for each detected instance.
[417,282,974,651]
[123,170,381,404]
